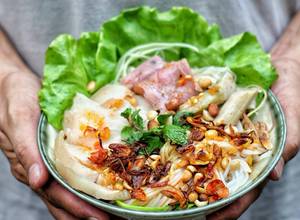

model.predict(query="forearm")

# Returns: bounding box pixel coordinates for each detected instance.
[0,28,31,80]
[271,11,300,61]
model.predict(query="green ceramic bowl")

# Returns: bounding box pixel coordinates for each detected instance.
[38,91,286,220]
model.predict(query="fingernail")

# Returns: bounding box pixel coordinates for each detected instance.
[274,158,284,179]
[29,163,41,189]
[88,218,98,220]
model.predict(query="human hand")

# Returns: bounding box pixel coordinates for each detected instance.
[0,71,109,219]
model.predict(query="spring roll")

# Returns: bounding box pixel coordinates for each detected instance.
[214,87,259,125]
[179,71,236,113]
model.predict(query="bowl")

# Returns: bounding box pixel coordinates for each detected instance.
[38,90,286,220]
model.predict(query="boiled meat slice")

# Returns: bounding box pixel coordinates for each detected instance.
[122,57,197,112]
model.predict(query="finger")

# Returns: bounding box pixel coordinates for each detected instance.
[269,156,285,181]
[42,198,79,220]
[10,163,28,185]
[207,180,268,220]
[5,105,48,190]
[0,130,12,151]
[40,181,109,220]
[0,73,48,190]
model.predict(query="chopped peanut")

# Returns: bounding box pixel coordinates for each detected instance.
[188,191,198,202]
[182,170,193,182]
[199,78,212,90]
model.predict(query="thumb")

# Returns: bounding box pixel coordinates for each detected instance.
[7,109,48,190]
[269,157,285,181]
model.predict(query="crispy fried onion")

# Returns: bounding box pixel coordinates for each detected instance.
[90,142,172,200]
[187,115,255,146]
[131,189,147,202]
[205,179,229,201]
[161,186,186,208]
[88,134,108,165]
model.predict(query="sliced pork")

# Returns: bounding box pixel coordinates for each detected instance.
[122,57,197,112]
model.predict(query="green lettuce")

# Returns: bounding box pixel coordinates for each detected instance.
[39,32,111,129]
[39,6,277,129]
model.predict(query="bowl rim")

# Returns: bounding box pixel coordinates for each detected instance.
[37,90,286,218]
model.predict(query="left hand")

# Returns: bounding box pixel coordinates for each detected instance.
[207,56,300,220]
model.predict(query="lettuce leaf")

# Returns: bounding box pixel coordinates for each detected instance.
[96,6,221,82]
[188,32,277,89]
[39,32,111,129]
[39,6,277,129]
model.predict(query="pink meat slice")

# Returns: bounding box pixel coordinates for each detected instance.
[122,56,197,112]
[121,56,165,88]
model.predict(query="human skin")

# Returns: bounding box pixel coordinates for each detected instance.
[0,12,300,220]
[0,29,109,220]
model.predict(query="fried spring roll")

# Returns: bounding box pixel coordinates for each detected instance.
[214,88,258,125]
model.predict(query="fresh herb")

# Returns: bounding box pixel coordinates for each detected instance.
[121,108,188,153]
[157,114,171,125]
[163,124,188,145]
[139,134,164,155]
[173,111,194,128]
[121,126,143,144]
[121,108,144,130]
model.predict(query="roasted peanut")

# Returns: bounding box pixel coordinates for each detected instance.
[208,103,219,117]
[195,186,206,194]
[199,78,212,90]
[147,119,159,129]
[193,172,204,185]
[187,165,197,173]
[132,84,144,95]
[195,199,208,207]
[177,159,189,168]
[165,98,180,111]
[188,191,198,202]
[182,169,193,182]
[205,129,218,138]
[87,80,96,92]
[221,157,229,169]
[198,193,208,201]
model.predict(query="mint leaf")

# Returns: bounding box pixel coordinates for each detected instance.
[131,109,144,130]
[121,108,132,120]
[121,126,143,144]
[163,125,188,145]
[140,135,164,155]
[121,108,144,130]
[157,114,171,125]
[173,111,194,127]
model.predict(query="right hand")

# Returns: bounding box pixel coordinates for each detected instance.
[0,70,109,220]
